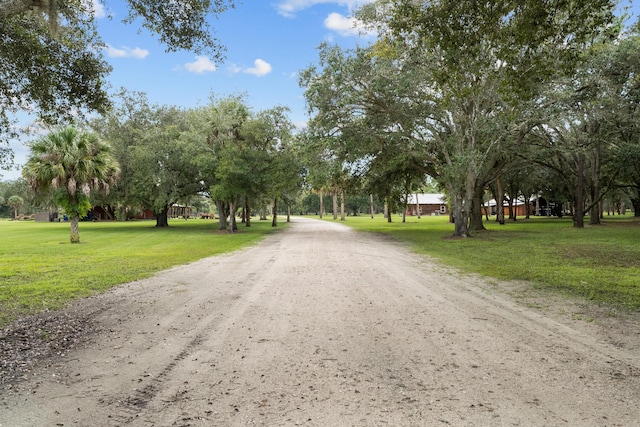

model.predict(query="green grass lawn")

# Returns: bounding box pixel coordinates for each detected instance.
[326,213,640,310]
[0,218,283,326]
[2,213,638,327]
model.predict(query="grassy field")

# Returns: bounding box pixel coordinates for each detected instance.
[2,214,639,327]
[327,213,640,310]
[0,219,283,326]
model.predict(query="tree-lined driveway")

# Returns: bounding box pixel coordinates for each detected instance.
[2,217,639,426]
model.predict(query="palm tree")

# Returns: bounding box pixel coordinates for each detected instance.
[23,126,119,243]
[7,195,24,219]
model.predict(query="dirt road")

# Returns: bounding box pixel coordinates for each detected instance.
[2,217,639,426]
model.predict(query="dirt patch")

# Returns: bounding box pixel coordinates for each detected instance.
[555,244,639,268]
[1,310,100,386]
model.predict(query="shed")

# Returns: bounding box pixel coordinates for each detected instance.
[406,193,448,216]
[482,197,534,217]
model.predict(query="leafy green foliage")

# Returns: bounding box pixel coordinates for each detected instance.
[0,5,110,151]
[123,0,234,57]
[90,91,207,227]
[7,194,23,217]
[53,189,91,218]
[303,0,618,236]
[0,0,235,168]
[197,96,300,230]
[22,126,119,241]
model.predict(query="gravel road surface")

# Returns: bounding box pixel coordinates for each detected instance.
[1,216,639,426]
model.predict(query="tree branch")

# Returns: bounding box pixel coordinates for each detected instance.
[0,0,38,20]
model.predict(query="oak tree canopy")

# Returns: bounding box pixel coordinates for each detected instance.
[0,0,234,168]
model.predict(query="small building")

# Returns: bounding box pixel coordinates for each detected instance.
[169,204,193,218]
[406,194,448,216]
[533,197,564,217]
[482,197,534,217]
[89,205,115,221]
[136,209,155,220]
[34,211,53,222]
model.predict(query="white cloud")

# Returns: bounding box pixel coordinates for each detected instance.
[82,0,106,18]
[185,56,217,73]
[324,12,372,37]
[90,0,106,18]
[243,59,273,77]
[275,0,375,17]
[104,45,149,59]
[227,63,242,74]
[293,120,308,131]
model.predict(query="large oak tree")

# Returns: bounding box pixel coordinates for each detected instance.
[0,0,234,168]
[357,0,617,236]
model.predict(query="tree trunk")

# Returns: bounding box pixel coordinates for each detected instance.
[319,190,324,219]
[332,190,338,220]
[271,197,278,227]
[155,207,169,228]
[588,128,602,225]
[70,215,80,244]
[470,184,486,231]
[216,200,227,230]
[631,194,640,217]
[588,195,601,224]
[415,193,421,218]
[384,200,392,223]
[245,200,251,227]
[589,152,601,225]
[286,204,291,223]
[496,176,505,225]
[599,200,604,219]
[484,199,489,221]
[402,192,407,223]
[340,191,345,221]
[451,194,469,237]
[370,194,374,218]
[228,200,237,232]
[574,152,585,228]
[507,195,515,221]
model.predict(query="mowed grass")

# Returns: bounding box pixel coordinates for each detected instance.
[0,219,283,326]
[328,214,640,310]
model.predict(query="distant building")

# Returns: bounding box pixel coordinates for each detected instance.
[34,211,53,222]
[406,194,448,216]
[482,197,535,217]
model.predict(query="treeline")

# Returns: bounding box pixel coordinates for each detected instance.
[299,0,640,236]
[89,91,303,230]
[4,1,640,240]
[5,91,303,233]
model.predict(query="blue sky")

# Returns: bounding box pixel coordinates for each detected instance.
[3,0,639,180]
[95,0,375,127]
[4,0,376,180]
